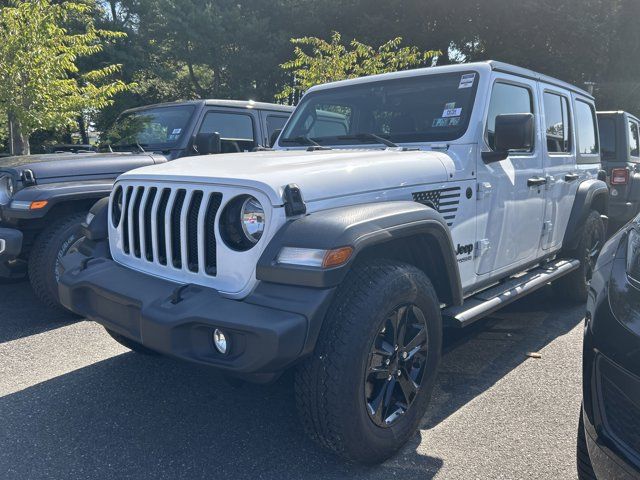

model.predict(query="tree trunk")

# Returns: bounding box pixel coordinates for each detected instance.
[78,115,90,145]
[8,112,29,156]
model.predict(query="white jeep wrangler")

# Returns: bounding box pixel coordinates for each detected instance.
[59,61,608,463]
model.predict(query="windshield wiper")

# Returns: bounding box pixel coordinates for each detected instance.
[280,136,322,147]
[339,133,398,148]
[110,143,149,153]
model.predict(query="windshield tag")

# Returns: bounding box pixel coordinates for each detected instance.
[442,107,462,118]
[458,73,476,89]
[171,128,182,135]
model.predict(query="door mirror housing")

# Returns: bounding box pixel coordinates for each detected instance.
[193,132,222,155]
[269,129,282,148]
[482,113,535,163]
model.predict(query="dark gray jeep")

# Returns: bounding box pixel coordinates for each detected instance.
[597,110,640,229]
[0,99,292,308]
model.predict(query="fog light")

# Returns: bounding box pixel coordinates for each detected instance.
[213,328,228,354]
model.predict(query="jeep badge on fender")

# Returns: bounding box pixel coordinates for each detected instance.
[59,61,607,464]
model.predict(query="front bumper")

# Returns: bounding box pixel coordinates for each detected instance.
[59,252,334,376]
[0,227,24,278]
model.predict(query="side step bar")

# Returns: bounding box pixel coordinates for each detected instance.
[442,259,580,328]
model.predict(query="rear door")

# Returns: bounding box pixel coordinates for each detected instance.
[195,108,259,152]
[475,76,546,276]
[261,111,291,147]
[539,88,577,250]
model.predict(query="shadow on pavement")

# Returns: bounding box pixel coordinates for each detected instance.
[0,281,79,344]
[0,285,583,479]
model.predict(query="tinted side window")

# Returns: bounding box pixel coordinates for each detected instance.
[543,92,571,153]
[597,117,616,160]
[575,101,599,156]
[629,120,639,158]
[487,83,533,151]
[266,115,289,139]
[199,112,254,141]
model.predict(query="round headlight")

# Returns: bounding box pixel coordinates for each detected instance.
[240,196,265,244]
[220,195,266,251]
[0,175,15,205]
[111,186,123,227]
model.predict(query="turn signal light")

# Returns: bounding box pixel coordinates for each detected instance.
[30,200,48,210]
[611,168,629,185]
[322,247,354,268]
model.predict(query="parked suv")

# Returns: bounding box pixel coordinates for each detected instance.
[60,61,608,463]
[597,111,640,230]
[0,99,292,308]
[578,214,640,479]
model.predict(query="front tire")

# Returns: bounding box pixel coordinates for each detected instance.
[28,212,86,310]
[577,409,597,479]
[554,210,605,303]
[294,260,442,464]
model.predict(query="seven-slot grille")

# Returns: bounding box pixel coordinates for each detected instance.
[114,184,223,276]
[412,186,462,227]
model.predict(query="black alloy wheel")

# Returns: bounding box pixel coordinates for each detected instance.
[365,304,429,428]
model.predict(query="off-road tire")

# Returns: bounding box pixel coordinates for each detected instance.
[554,210,605,303]
[577,410,597,480]
[294,259,442,464]
[28,212,86,310]
[104,328,159,356]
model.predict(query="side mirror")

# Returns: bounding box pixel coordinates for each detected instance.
[193,132,222,155]
[483,113,535,163]
[269,129,282,148]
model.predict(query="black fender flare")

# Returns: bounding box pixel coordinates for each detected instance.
[257,201,463,306]
[562,179,609,251]
[6,181,113,219]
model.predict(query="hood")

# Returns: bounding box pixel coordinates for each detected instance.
[0,152,162,181]
[120,148,454,205]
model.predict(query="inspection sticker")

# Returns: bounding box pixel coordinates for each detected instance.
[458,73,476,89]
[443,107,462,118]
[171,128,182,135]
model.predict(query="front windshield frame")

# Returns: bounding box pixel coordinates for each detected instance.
[104,104,197,150]
[280,70,480,147]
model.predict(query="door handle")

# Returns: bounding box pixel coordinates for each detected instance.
[564,173,579,182]
[527,177,547,187]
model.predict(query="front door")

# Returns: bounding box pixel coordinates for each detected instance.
[475,77,546,276]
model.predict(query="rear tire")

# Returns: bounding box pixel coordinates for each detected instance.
[28,212,86,311]
[577,409,597,480]
[554,210,605,303]
[104,328,159,356]
[294,260,442,464]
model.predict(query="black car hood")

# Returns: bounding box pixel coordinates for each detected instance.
[0,152,163,180]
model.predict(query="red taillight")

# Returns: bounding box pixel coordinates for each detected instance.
[611,168,629,185]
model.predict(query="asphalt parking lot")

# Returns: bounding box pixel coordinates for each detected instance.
[0,280,584,480]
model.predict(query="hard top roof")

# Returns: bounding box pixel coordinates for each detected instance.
[124,99,293,114]
[307,60,593,99]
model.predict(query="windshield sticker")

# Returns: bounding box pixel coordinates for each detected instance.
[171,128,182,135]
[458,73,476,89]
[445,102,456,110]
[442,107,462,118]
[432,117,461,128]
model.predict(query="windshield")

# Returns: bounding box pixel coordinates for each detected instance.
[103,105,196,150]
[280,71,479,147]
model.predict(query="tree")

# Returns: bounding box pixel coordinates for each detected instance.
[0,0,131,154]
[276,32,439,102]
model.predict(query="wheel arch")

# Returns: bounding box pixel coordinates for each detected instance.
[257,201,463,307]
[562,179,609,251]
